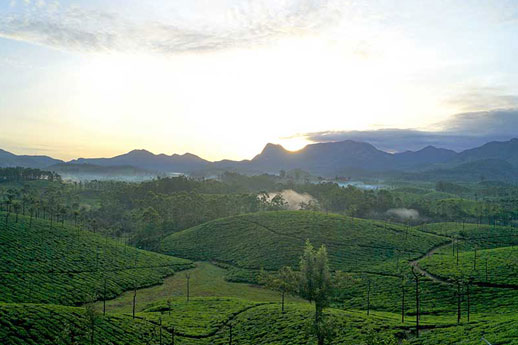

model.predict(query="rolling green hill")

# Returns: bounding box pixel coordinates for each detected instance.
[0,212,193,305]
[0,298,408,345]
[160,211,446,274]
[0,303,167,345]
[419,245,518,285]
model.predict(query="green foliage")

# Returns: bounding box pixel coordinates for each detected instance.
[0,212,192,305]
[421,245,518,285]
[161,211,445,273]
[140,297,264,336]
[0,167,61,183]
[0,303,169,345]
[435,181,470,195]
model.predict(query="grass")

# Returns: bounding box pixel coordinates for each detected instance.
[95,261,302,314]
[0,303,167,345]
[409,314,518,345]
[7,297,518,345]
[5,209,518,344]
[0,298,410,345]
[0,212,193,306]
[420,245,518,284]
[140,297,266,336]
[160,211,445,275]
[418,222,518,246]
[186,303,408,345]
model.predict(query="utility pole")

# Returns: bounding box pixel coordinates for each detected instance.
[367,279,371,316]
[457,238,460,266]
[456,281,461,325]
[467,282,471,323]
[185,273,191,302]
[452,237,455,256]
[412,268,420,338]
[159,317,163,345]
[474,247,477,270]
[132,288,137,319]
[103,278,107,316]
[401,277,405,323]
[486,258,487,283]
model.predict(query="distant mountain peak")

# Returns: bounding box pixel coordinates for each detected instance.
[126,149,154,156]
[261,143,288,154]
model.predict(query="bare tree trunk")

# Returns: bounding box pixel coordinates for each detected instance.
[412,269,420,338]
[466,283,471,322]
[159,318,163,345]
[401,282,405,323]
[103,278,107,316]
[457,282,461,325]
[485,259,489,282]
[133,289,137,319]
[367,280,371,316]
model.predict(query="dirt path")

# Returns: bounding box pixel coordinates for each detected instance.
[132,302,274,339]
[409,240,518,290]
[409,241,454,285]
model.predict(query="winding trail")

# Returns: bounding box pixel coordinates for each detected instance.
[409,241,453,285]
[131,302,275,339]
[409,239,518,290]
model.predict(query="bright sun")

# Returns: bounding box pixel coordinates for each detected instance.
[278,137,312,152]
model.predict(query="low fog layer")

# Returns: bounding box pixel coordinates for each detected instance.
[269,190,316,210]
[386,208,419,220]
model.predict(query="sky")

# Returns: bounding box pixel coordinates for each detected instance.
[1,0,518,161]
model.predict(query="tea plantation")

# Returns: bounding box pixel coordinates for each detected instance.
[4,210,518,344]
[160,211,446,274]
[0,212,193,305]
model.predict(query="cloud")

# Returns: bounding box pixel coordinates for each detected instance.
[436,109,518,137]
[0,0,342,54]
[302,108,518,152]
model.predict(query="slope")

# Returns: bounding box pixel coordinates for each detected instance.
[160,211,445,273]
[0,212,193,305]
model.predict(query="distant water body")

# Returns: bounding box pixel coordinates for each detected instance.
[334,181,385,190]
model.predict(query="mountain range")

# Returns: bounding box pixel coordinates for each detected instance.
[2,138,518,182]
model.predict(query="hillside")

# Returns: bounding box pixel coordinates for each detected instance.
[0,303,167,345]
[0,213,193,305]
[4,138,518,180]
[0,149,63,169]
[400,159,518,182]
[160,211,445,273]
[0,299,406,345]
[455,138,518,167]
[8,298,518,345]
[70,149,209,173]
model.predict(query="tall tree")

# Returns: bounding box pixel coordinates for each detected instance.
[259,266,297,313]
[273,241,334,345]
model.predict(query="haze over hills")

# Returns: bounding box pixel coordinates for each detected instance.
[69,149,210,173]
[0,149,63,169]
[2,138,518,182]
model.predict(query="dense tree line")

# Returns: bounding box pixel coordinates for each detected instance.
[0,167,61,182]
[2,169,518,250]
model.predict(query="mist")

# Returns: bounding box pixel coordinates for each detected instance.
[268,189,316,210]
[386,208,419,220]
